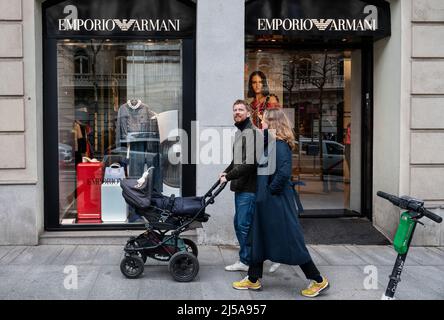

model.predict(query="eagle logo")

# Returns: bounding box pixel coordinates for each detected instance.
[113,19,136,31]
[311,19,333,31]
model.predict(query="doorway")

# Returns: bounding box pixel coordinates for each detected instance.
[245,47,367,218]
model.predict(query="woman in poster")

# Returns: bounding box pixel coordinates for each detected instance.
[247,71,280,128]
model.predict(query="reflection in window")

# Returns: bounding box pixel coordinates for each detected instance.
[326,142,344,155]
[298,57,312,77]
[246,49,357,215]
[74,50,89,74]
[114,56,127,74]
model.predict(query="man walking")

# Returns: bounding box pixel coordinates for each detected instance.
[220,99,261,271]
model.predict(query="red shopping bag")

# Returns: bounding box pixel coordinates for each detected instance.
[76,162,103,223]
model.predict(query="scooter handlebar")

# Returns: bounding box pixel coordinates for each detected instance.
[420,208,443,223]
[376,191,400,206]
[377,191,442,224]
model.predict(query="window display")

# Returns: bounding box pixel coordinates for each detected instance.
[245,47,360,215]
[57,40,183,224]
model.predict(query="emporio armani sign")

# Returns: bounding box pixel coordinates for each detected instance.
[257,18,377,32]
[256,4,379,33]
[59,18,181,32]
[58,5,180,32]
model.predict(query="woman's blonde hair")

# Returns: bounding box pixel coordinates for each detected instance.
[263,108,296,150]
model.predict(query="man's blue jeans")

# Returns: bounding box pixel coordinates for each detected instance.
[234,192,256,265]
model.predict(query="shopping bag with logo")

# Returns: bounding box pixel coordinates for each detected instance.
[104,163,125,183]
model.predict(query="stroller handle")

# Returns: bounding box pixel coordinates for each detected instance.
[205,180,227,198]
[213,181,227,197]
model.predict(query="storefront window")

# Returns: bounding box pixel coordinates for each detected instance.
[57,39,183,224]
[245,48,358,215]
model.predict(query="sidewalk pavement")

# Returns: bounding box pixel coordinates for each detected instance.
[0,244,443,300]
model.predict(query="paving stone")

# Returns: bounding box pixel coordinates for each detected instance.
[8,246,64,265]
[195,246,224,266]
[0,246,27,265]
[47,245,77,265]
[65,246,100,265]
[345,245,420,266]
[4,265,100,300]
[428,247,444,258]
[138,279,203,300]
[198,266,253,300]
[219,246,240,266]
[307,245,330,266]
[377,266,444,300]
[0,245,442,300]
[132,265,174,281]
[0,246,13,260]
[0,265,33,299]
[402,266,444,298]
[407,247,444,266]
[88,266,141,300]
[92,246,124,266]
[310,245,367,266]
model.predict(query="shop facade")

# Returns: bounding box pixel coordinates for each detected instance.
[0,0,443,245]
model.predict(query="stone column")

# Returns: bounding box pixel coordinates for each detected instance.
[195,0,245,245]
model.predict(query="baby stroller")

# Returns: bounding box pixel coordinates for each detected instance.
[119,167,226,282]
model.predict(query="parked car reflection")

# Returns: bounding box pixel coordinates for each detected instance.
[58,143,73,163]
[293,137,344,177]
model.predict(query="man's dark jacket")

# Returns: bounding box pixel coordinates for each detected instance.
[224,117,262,193]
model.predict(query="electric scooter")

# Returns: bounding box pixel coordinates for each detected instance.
[377,191,443,300]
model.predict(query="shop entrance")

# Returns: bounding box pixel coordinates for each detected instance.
[244,0,391,222]
[245,48,365,217]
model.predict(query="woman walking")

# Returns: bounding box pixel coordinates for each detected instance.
[232,108,329,298]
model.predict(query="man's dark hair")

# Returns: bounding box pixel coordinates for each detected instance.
[247,71,270,98]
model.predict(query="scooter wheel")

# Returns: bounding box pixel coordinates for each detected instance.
[120,255,144,279]
[182,238,198,257]
[168,251,199,282]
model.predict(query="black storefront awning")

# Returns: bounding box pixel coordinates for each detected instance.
[246,0,391,42]
[44,0,196,38]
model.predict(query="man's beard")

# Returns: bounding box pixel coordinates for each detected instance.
[234,116,244,123]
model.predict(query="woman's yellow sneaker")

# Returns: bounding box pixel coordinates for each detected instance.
[232,277,262,290]
[301,277,329,297]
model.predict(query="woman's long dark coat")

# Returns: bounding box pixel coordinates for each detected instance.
[249,139,312,266]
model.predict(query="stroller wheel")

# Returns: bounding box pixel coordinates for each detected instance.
[125,240,147,264]
[182,238,198,257]
[120,255,144,279]
[168,251,199,282]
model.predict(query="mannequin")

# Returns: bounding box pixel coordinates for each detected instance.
[73,120,87,163]
[116,99,162,192]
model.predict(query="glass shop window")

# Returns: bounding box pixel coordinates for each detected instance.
[57,39,183,225]
[245,47,359,215]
